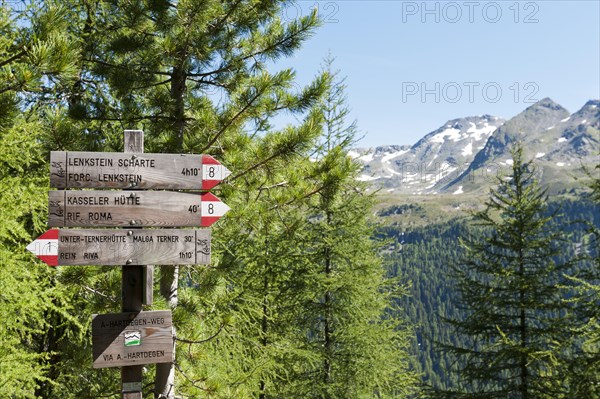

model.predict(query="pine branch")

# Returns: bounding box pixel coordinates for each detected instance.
[201,86,267,152]
[0,49,27,68]
[129,78,172,90]
[207,0,244,35]
[188,17,317,79]
[83,57,171,76]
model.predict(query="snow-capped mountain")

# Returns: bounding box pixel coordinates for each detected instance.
[351,99,599,195]
[349,115,505,193]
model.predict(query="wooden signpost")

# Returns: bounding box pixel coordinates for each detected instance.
[92,310,174,369]
[50,151,231,190]
[25,130,232,399]
[49,191,229,227]
[120,130,148,398]
[27,228,211,266]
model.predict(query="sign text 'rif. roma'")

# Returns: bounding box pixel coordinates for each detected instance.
[49,191,229,227]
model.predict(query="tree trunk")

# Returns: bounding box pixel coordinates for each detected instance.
[155,265,178,399]
[259,236,269,399]
[155,57,186,398]
[170,64,187,151]
[323,210,333,397]
[518,235,529,399]
[122,130,145,399]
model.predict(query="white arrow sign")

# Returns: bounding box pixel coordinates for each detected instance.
[26,229,59,266]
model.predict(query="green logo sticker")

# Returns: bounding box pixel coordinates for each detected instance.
[124,330,141,347]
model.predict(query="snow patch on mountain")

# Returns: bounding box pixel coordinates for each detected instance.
[382,149,409,163]
[347,150,360,159]
[467,122,497,141]
[359,153,374,162]
[462,142,473,156]
[430,128,461,143]
[357,174,378,182]
[453,186,464,195]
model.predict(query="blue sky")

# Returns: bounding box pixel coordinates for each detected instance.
[274,0,600,147]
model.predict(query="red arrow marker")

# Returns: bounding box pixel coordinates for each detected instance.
[200,192,231,227]
[26,229,59,266]
[202,155,232,190]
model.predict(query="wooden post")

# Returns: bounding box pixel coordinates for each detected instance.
[122,130,152,399]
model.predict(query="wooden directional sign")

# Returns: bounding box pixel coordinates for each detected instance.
[50,151,231,190]
[92,310,173,368]
[49,191,229,228]
[26,229,211,266]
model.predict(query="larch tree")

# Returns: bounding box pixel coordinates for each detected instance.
[436,144,572,399]
[275,56,418,399]
[0,2,81,398]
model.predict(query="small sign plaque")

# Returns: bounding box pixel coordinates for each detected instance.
[122,382,143,393]
[92,310,173,368]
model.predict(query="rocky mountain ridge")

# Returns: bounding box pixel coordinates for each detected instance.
[351,98,599,195]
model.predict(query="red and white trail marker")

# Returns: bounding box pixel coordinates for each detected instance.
[200,192,231,227]
[26,229,59,266]
[201,155,231,190]
[48,191,230,228]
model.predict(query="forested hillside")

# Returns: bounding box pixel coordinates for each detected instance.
[379,191,600,394]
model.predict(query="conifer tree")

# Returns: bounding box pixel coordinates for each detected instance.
[436,144,572,399]
[41,1,329,397]
[0,2,80,397]
[274,57,417,398]
[565,163,600,397]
